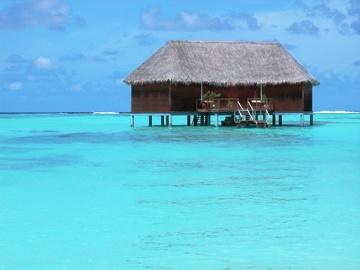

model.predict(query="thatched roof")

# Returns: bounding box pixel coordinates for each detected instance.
[124,40,319,86]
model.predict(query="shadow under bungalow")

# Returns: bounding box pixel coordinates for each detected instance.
[124,40,320,127]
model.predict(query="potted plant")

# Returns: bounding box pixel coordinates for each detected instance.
[203,91,221,101]
[261,93,267,103]
[202,91,221,109]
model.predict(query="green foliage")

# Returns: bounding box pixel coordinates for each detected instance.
[203,91,221,100]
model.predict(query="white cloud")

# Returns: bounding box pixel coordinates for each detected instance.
[116,79,124,86]
[140,7,233,31]
[180,12,198,27]
[8,82,23,90]
[71,83,82,91]
[0,0,86,30]
[140,7,158,30]
[34,57,56,69]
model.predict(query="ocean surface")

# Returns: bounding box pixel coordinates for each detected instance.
[0,113,359,270]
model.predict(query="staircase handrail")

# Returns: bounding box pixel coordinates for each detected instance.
[247,109,254,121]
[237,100,244,111]
[265,109,271,124]
[265,109,271,119]
[247,100,254,111]
[236,101,243,120]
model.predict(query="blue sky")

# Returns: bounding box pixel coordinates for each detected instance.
[1,0,359,112]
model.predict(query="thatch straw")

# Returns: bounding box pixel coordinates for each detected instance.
[124,40,319,86]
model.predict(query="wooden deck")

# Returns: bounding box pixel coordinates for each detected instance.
[196,98,274,113]
[235,119,270,128]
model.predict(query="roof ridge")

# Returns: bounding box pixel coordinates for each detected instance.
[168,40,280,45]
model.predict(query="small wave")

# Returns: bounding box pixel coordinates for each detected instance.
[93,112,119,115]
[314,111,360,114]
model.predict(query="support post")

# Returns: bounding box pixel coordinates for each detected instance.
[166,115,172,126]
[215,114,218,127]
[279,115,282,126]
[148,115,152,127]
[187,115,191,126]
[161,115,165,126]
[206,115,211,126]
[272,115,276,126]
[300,114,304,127]
[169,114,172,126]
[130,115,134,127]
[310,114,314,126]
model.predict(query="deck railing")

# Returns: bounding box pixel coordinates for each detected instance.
[196,98,274,112]
[196,98,239,112]
[247,98,274,111]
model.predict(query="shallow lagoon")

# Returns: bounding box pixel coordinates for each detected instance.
[0,113,360,269]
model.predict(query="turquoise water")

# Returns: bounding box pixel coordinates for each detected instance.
[0,113,360,270]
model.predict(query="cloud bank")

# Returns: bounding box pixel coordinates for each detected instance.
[294,0,360,35]
[140,7,260,32]
[0,0,86,30]
[287,19,320,36]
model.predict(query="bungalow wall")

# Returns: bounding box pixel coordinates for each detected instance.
[131,84,170,112]
[131,83,313,112]
[303,83,313,111]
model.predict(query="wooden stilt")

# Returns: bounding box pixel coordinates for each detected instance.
[310,114,314,126]
[168,115,172,126]
[148,115,152,127]
[130,115,134,127]
[300,114,304,127]
[206,115,211,126]
[161,115,165,126]
[272,115,276,126]
[215,114,218,127]
[279,115,282,126]
[187,115,191,126]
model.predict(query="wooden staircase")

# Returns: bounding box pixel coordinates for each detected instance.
[234,100,271,128]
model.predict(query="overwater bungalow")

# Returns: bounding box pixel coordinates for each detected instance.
[124,40,319,127]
